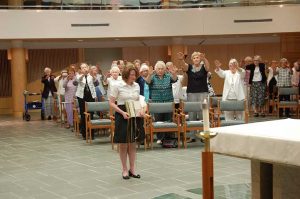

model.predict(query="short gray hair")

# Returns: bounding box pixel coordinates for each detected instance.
[154,61,166,70]
[110,66,120,73]
[229,58,238,67]
[165,62,173,68]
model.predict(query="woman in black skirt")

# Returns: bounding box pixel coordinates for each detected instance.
[109,63,145,180]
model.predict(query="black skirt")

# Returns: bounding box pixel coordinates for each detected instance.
[114,105,145,143]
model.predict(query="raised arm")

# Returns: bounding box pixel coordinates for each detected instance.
[177,52,189,72]
[214,60,225,78]
[200,53,210,71]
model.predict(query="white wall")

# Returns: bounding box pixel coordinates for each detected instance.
[0,5,300,39]
[84,48,122,72]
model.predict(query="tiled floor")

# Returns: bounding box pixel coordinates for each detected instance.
[0,114,280,199]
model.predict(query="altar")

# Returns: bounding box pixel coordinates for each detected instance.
[210,119,300,199]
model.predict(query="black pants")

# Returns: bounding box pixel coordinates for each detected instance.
[279,95,290,117]
[268,78,277,113]
[78,92,95,137]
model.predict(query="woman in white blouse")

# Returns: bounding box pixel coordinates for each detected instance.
[109,63,145,180]
[215,59,246,121]
[105,66,122,100]
[73,63,99,140]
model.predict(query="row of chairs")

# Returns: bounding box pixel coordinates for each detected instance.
[59,87,299,151]
[71,98,249,149]
[267,87,299,117]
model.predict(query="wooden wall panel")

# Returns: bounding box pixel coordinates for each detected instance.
[149,46,168,67]
[281,33,300,63]
[122,47,149,63]
[0,50,12,97]
[254,43,281,62]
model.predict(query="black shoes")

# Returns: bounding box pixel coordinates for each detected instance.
[128,170,141,179]
[47,116,52,120]
[122,171,141,180]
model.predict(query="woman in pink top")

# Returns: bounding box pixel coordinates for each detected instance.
[63,69,77,128]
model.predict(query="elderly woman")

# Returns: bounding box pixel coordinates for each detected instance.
[41,67,57,120]
[54,69,68,122]
[63,68,77,129]
[90,66,106,102]
[136,63,150,103]
[146,61,178,144]
[275,58,293,117]
[73,63,99,140]
[246,55,267,117]
[109,63,145,180]
[105,66,122,100]
[177,51,210,142]
[215,59,246,121]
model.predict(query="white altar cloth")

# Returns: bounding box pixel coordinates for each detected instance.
[210,119,300,167]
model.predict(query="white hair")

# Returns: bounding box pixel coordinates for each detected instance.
[191,52,201,59]
[229,58,238,67]
[140,63,149,72]
[44,67,51,73]
[90,65,97,70]
[154,61,166,70]
[165,62,173,68]
[110,66,120,73]
[80,63,89,69]
[280,58,288,63]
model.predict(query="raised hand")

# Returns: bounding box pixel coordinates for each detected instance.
[199,53,206,61]
[177,52,185,60]
[214,60,222,70]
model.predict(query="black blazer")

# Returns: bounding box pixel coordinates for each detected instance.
[246,63,267,84]
[41,75,57,98]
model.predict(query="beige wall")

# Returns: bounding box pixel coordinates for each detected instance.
[1,5,300,40]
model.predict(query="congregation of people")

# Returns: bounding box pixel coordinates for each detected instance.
[41,53,300,141]
[40,52,300,179]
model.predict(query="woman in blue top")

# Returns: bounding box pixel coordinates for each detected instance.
[136,63,150,102]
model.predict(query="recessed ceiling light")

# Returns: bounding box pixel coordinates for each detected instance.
[77,39,83,42]
[114,38,120,41]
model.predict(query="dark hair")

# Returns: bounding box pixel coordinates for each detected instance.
[122,62,138,82]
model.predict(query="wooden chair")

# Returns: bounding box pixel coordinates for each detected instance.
[73,98,80,136]
[178,101,204,148]
[277,87,299,118]
[216,100,249,127]
[84,101,114,145]
[144,102,181,149]
[209,96,223,127]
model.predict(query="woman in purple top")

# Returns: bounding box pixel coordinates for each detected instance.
[63,68,77,128]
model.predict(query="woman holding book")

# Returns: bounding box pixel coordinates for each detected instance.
[109,63,145,180]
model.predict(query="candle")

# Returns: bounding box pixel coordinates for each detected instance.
[202,99,210,132]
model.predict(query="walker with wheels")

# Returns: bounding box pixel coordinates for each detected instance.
[23,90,45,121]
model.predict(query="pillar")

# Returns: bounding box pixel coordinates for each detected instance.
[10,40,27,118]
